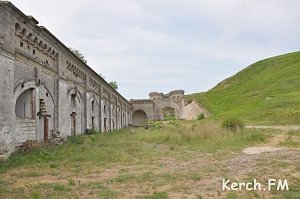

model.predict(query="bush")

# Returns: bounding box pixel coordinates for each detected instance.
[68,136,85,145]
[197,113,205,120]
[144,120,162,130]
[222,117,245,132]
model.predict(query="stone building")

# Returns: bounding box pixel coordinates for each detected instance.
[0,2,132,157]
[131,90,206,126]
[0,2,206,158]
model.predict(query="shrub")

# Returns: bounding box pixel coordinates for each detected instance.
[144,120,162,130]
[197,113,205,120]
[222,117,245,132]
[68,136,85,145]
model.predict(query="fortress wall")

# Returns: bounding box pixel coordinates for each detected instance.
[0,2,132,157]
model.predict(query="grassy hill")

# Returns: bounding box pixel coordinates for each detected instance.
[189,51,300,125]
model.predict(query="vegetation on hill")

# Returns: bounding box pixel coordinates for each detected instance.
[189,52,300,125]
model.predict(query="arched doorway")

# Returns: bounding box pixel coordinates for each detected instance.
[132,110,147,126]
[70,93,82,136]
[15,87,36,142]
[161,107,176,120]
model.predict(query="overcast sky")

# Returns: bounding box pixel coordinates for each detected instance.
[9,0,300,99]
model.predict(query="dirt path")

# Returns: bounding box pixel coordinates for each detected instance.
[246,125,300,131]
[242,131,298,155]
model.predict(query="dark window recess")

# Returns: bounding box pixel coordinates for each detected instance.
[45,60,48,64]
[92,101,95,111]
[71,94,76,107]
[33,49,35,55]
[27,46,30,49]
[20,41,23,47]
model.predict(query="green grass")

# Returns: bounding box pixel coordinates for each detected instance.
[134,120,267,153]
[0,121,268,174]
[279,131,300,148]
[188,51,300,125]
[145,192,168,199]
[0,121,298,198]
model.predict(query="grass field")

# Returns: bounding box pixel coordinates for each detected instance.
[0,120,299,199]
[188,52,300,125]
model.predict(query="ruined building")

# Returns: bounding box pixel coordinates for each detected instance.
[0,2,205,158]
[0,2,132,157]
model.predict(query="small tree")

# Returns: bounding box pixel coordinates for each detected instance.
[69,47,87,64]
[109,81,118,90]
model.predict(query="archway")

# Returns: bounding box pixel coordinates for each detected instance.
[161,107,176,120]
[14,80,55,143]
[15,88,35,119]
[66,86,83,135]
[88,95,99,131]
[132,110,147,126]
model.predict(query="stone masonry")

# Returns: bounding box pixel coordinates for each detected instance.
[130,90,206,126]
[0,2,132,157]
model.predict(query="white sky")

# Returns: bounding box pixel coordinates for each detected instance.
[9,0,300,99]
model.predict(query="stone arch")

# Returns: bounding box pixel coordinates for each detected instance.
[34,36,38,44]
[14,84,36,144]
[38,40,43,48]
[88,94,100,131]
[161,106,176,120]
[159,102,181,120]
[15,23,20,31]
[15,88,35,119]
[27,33,33,41]
[21,28,27,36]
[132,110,147,127]
[38,84,55,141]
[101,99,110,132]
[66,86,83,135]
[14,80,55,143]
[14,80,36,111]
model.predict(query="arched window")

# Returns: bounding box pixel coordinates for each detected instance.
[21,28,27,36]
[15,23,20,31]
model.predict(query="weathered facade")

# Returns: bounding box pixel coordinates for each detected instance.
[131,90,206,126]
[0,2,206,158]
[0,2,132,157]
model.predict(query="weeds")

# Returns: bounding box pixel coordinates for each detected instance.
[68,179,75,186]
[222,117,245,132]
[135,120,265,152]
[145,192,168,199]
[68,136,85,145]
